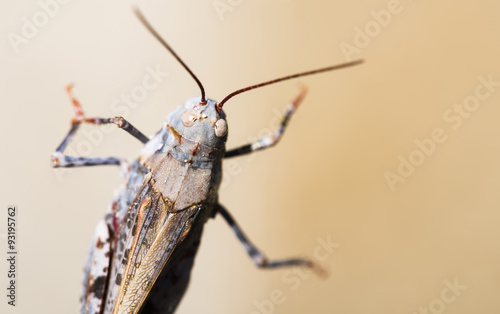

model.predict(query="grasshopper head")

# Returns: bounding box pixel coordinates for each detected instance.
[168,97,228,148]
[135,7,363,153]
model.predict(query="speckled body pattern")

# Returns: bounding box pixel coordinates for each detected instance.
[82,98,226,314]
[51,20,362,310]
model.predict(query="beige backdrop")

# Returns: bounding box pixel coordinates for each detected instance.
[1,0,499,313]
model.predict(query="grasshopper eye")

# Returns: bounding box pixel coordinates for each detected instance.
[182,110,198,127]
[214,119,227,137]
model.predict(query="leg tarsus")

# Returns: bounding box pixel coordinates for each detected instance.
[217,203,325,276]
[51,152,125,168]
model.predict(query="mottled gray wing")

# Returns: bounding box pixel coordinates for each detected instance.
[138,219,204,314]
[106,174,201,314]
[104,175,154,313]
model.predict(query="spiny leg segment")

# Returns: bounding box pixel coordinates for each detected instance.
[52,84,149,168]
[217,204,325,274]
[224,86,307,159]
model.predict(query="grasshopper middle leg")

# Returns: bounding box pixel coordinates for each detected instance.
[52,84,149,168]
[224,86,307,159]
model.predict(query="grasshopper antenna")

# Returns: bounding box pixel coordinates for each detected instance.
[216,59,364,110]
[134,7,207,104]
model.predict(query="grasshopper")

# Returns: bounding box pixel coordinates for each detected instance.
[52,8,363,314]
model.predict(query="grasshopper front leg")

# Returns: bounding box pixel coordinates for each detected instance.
[217,204,324,274]
[224,86,307,159]
[51,84,149,168]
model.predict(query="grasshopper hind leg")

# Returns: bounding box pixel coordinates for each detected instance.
[217,204,325,275]
[52,84,149,169]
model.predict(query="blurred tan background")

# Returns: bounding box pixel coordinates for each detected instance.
[1,0,499,313]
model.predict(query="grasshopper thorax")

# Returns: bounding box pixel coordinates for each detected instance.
[168,97,228,149]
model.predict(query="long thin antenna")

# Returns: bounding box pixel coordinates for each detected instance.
[134,7,206,103]
[216,59,364,110]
